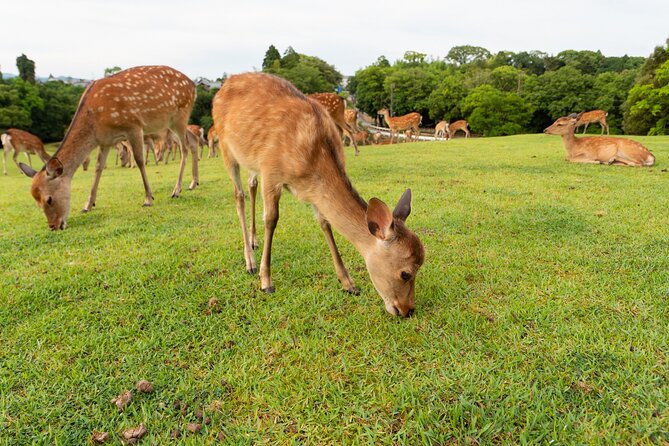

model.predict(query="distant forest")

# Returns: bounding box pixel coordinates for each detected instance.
[2,39,668,142]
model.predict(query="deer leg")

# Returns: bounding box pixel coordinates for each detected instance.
[583,123,589,134]
[259,179,282,293]
[188,134,200,190]
[26,152,33,167]
[171,126,189,198]
[248,171,259,250]
[224,151,256,275]
[82,146,111,212]
[2,146,7,175]
[126,131,154,207]
[315,208,359,294]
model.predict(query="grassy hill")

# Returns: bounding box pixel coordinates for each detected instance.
[1,134,668,443]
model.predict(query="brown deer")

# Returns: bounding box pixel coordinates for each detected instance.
[434,121,449,140]
[19,65,198,230]
[447,120,470,139]
[307,93,360,156]
[207,126,218,158]
[345,130,369,146]
[575,109,609,135]
[544,114,655,166]
[2,128,50,175]
[213,73,425,317]
[377,108,422,144]
[187,124,207,159]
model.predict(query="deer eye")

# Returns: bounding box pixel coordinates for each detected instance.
[401,271,412,281]
[46,196,53,205]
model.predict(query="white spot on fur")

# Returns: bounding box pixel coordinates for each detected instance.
[111,112,119,118]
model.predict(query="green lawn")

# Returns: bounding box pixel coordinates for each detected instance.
[1,134,669,444]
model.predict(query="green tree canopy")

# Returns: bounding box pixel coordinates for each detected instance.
[16,54,36,84]
[262,45,281,71]
[446,45,492,67]
[462,85,534,136]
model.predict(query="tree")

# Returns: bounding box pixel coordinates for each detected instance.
[190,85,218,132]
[31,81,84,141]
[281,46,300,69]
[426,74,467,122]
[0,78,43,130]
[16,54,36,84]
[104,66,122,77]
[446,45,492,67]
[462,85,534,136]
[490,66,522,93]
[350,65,390,116]
[556,50,605,75]
[262,45,281,71]
[623,60,669,135]
[383,68,438,119]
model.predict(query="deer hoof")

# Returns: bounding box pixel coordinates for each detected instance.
[247,266,257,275]
[345,286,361,296]
[262,286,275,294]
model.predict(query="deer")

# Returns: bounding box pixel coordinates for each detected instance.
[206,126,218,158]
[345,130,369,146]
[18,65,198,230]
[2,128,50,175]
[377,108,422,144]
[212,73,425,317]
[447,120,470,139]
[307,93,360,156]
[575,109,609,135]
[434,121,449,140]
[187,124,207,159]
[544,114,655,166]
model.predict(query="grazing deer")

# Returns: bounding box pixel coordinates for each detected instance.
[345,130,369,146]
[2,128,50,175]
[213,73,425,317]
[544,114,655,166]
[434,121,449,140]
[18,65,197,230]
[344,109,360,134]
[207,126,218,158]
[377,108,422,144]
[575,109,609,135]
[447,120,470,139]
[404,129,414,142]
[307,93,360,156]
[187,124,207,159]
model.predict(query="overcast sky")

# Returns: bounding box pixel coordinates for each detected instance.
[2,0,668,80]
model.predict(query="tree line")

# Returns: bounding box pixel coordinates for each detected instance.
[2,40,668,144]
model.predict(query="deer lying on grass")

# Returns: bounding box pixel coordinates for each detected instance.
[544,114,655,166]
[2,128,50,175]
[19,65,197,230]
[434,121,449,140]
[448,120,470,139]
[213,73,425,317]
[377,108,422,144]
[575,109,609,135]
[307,93,360,156]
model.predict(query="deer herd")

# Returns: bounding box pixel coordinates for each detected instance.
[2,65,659,317]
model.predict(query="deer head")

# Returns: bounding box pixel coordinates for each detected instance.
[364,189,425,317]
[544,114,580,136]
[19,160,71,230]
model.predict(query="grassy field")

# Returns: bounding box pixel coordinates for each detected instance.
[1,134,669,444]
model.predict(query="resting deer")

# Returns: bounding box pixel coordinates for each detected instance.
[2,128,50,175]
[207,126,218,158]
[448,120,470,139]
[575,109,609,135]
[307,93,360,156]
[19,65,197,230]
[213,73,425,317]
[434,121,449,140]
[544,114,655,166]
[377,108,421,144]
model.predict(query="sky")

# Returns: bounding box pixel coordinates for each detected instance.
[2,0,668,81]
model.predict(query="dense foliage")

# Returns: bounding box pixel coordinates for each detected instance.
[261,45,343,94]
[348,46,653,134]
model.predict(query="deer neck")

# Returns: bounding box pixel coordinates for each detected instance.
[52,110,98,177]
[309,170,376,255]
[561,130,579,157]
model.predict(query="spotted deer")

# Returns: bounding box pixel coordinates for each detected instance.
[544,114,654,166]
[447,120,470,139]
[19,65,198,230]
[2,128,50,175]
[307,93,360,156]
[575,109,609,135]
[377,108,422,144]
[434,121,449,140]
[213,73,425,317]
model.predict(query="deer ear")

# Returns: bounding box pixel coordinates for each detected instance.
[367,197,394,240]
[393,188,412,222]
[46,158,64,179]
[18,162,38,178]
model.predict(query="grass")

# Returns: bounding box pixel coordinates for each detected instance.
[1,134,669,444]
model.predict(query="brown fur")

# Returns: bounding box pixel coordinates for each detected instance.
[213,73,425,317]
[206,126,218,158]
[19,65,197,230]
[575,109,609,135]
[377,108,422,144]
[2,128,50,175]
[308,92,360,156]
[434,121,449,140]
[544,115,655,166]
[448,120,470,139]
